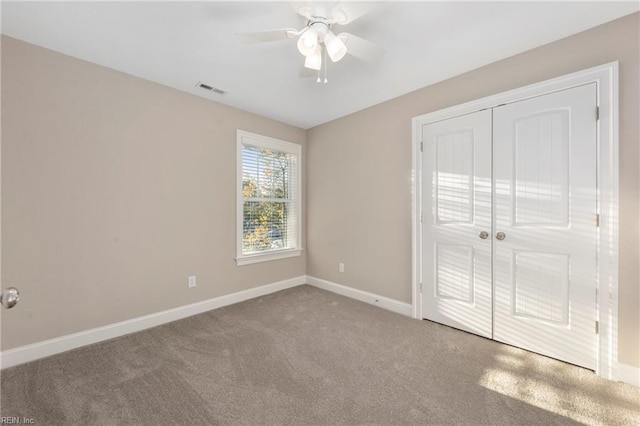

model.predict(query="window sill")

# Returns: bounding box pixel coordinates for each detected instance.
[236,248,303,266]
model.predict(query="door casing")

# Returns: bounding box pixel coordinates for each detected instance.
[411,62,619,381]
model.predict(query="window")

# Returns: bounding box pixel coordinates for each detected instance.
[236,130,302,266]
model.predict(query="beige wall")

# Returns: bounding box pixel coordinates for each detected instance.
[307,13,640,367]
[1,36,306,350]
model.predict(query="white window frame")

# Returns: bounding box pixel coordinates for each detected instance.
[236,130,302,266]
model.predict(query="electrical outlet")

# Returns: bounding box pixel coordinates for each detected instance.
[188,276,197,288]
[339,262,345,273]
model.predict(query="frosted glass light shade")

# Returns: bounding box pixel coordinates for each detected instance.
[297,29,318,56]
[324,31,347,62]
[304,46,322,70]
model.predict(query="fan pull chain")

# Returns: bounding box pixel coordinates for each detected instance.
[324,48,328,84]
[316,48,321,83]
[314,47,328,84]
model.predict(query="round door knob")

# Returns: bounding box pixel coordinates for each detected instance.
[496,232,506,241]
[479,231,489,240]
[1,287,19,309]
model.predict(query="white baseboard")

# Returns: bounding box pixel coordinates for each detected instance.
[616,362,640,387]
[1,276,306,370]
[306,276,412,317]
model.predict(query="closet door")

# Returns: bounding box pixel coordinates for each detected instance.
[421,110,493,338]
[492,84,597,369]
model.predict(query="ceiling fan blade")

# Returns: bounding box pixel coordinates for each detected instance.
[292,2,314,20]
[331,2,373,25]
[338,32,385,62]
[235,28,298,44]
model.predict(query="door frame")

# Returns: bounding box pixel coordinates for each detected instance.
[411,62,619,380]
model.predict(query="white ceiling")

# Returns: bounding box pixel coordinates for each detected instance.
[2,1,638,129]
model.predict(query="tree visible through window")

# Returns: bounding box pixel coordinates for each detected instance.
[236,131,301,265]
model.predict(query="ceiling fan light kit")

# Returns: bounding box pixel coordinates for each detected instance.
[297,20,344,70]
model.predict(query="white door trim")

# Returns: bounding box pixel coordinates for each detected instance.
[411,62,619,381]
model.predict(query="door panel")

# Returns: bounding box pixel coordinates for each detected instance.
[435,244,474,303]
[512,251,569,325]
[513,109,570,226]
[493,84,597,369]
[422,110,492,338]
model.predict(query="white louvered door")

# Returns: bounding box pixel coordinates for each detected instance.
[421,84,597,369]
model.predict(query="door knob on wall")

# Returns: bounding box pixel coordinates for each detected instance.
[496,232,506,241]
[1,287,19,309]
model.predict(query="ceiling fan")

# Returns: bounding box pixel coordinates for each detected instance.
[235,2,384,79]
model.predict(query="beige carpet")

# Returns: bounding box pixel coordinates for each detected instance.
[1,285,638,425]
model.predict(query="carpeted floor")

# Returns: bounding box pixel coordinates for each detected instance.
[1,285,639,425]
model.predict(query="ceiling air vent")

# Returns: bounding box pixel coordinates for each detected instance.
[196,81,225,95]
